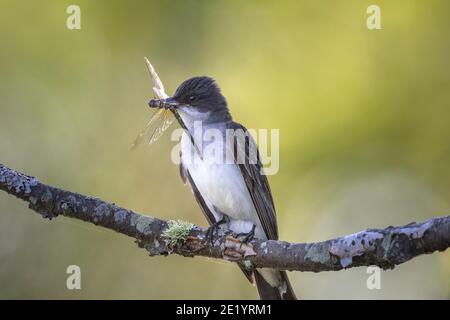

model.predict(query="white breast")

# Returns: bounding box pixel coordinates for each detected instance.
[181,132,266,239]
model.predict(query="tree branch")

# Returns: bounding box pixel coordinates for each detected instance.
[1,163,449,272]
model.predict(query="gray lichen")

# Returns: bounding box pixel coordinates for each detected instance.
[400,221,433,239]
[135,215,155,235]
[94,203,112,218]
[114,209,128,223]
[305,242,331,264]
[0,165,38,195]
[130,213,140,227]
[59,195,80,214]
[330,231,384,267]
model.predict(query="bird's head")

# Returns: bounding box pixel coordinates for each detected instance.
[149,76,231,125]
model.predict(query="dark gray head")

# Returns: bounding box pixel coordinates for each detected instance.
[149,76,232,125]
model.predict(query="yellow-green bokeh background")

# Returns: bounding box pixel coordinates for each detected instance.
[0,0,449,299]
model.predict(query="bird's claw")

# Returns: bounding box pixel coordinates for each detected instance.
[236,224,256,247]
[205,216,229,245]
[205,224,218,245]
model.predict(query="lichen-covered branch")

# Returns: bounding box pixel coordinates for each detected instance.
[1,163,449,272]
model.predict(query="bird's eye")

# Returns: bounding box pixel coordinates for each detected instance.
[187,95,196,102]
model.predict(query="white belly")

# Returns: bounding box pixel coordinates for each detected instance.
[181,133,266,239]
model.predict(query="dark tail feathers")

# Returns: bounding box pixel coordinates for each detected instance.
[254,271,297,300]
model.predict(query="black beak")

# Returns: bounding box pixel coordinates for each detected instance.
[148,97,179,110]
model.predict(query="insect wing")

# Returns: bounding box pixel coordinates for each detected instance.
[131,109,175,149]
[148,110,175,145]
[131,109,164,149]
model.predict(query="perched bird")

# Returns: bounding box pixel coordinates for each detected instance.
[148,76,296,300]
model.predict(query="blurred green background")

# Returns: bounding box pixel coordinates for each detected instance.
[0,0,449,299]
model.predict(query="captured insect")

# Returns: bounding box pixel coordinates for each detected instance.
[131,107,175,150]
[131,57,178,150]
[132,57,200,156]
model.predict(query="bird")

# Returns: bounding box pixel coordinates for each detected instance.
[148,76,296,300]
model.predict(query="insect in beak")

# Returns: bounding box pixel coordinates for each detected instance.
[148,97,179,110]
[134,96,201,158]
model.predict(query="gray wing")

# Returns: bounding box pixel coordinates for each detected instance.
[226,121,278,240]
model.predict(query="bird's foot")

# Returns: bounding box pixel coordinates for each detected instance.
[205,215,229,245]
[236,224,256,247]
